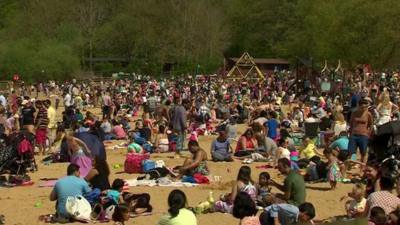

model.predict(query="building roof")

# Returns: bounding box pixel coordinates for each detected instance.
[229,57,289,65]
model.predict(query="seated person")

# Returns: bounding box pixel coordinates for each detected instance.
[49,164,91,223]
[175,140,209,176]
[101,118,112,140]
[153,125,169,153]
[297,137,324,168]
[139,121,152,142]
[211,131,233,162]
[235,129,257,157]
[111,121,127,140]
[344,183,367,218]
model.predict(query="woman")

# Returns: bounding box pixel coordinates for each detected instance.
[376,92,398,126]
[232,192,261,225]
[211,130,233,162]
[85,156,110,191]
[175,140,209,176]
[364,160,381,197]
[154,125,169,153]
[157,189,197,225]
[65,133,92,177]
[235,129,257,157]
[215,166,257,214]
[332,113,347,136]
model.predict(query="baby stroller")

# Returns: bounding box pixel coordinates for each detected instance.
[0,141,17,174]
[369,121,400,162]
[10,132,37,175]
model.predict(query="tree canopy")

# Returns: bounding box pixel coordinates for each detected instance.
[0,0,399,80]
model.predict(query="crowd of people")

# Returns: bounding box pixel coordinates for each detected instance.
[0,70,400,225]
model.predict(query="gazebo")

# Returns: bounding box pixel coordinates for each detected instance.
[226,52,265,83]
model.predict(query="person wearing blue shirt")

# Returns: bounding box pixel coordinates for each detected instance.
[329,131,349,151]
[50,164,91,222]
[265,111,279,140]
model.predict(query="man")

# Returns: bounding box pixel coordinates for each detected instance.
[364,175,400,217]
[102,91,112,119]
[175,140,208,176]
[170,96,187,158]
[270,158,306,206]
[45,100,57,152]
[348,98,373,166]
[63,92,73,108]
[35,100,49,155]
[50,164,91,222]
[146,91,158,119]
[259,194,315,225]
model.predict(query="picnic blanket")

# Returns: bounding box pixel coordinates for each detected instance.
[125,178,198,187]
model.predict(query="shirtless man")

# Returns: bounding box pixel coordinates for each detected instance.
[175,140,209,176]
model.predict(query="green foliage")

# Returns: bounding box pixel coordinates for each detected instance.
[0,0,399,81]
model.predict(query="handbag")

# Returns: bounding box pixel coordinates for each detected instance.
[65,195,92,222]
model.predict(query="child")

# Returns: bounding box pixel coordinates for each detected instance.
[107,179,125,205]
[289,148,300,171]
[123,193,153,216]
[344,183,367,218]
[298,202,316,224]
[323,148,342,190]
[387,208,400,225]
[369,207,387,225]
[66,134,92,177]
[112,203,130,225]
[256,172,271,207]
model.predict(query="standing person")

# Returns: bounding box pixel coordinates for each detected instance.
[269,158,306,206]
[348,98,373,167]
[45,100,57,152]
[102,91,112,120]
[0,92,7,109]
[20,99,36,133]
[63,92,73,108]
[265,111,279,141]
[49,164,91,223]
[35,100,49,155]
[146,91,158,119]
[85,156,111,191]
[157,189,197,225]
[376,92,398,126]
[170,97,187,158]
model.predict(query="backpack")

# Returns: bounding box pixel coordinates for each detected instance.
[142,160,156,173]
[124,153,150,174]
[18,136,33,155]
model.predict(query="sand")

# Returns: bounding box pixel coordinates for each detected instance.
[0,110,354,225]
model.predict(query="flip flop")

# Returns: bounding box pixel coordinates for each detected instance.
[130,212,152,218]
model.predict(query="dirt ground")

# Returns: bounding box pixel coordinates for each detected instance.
[0,107,354,225]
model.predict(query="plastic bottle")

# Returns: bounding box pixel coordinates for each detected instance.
[208,191,215,205]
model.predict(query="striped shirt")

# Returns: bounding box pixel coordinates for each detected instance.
[36,107,49,129]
